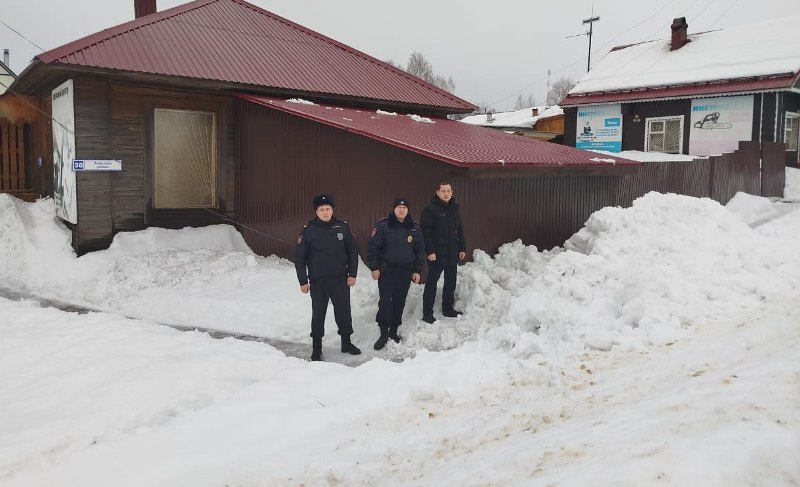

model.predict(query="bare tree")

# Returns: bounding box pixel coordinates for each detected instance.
[546,76,575,106]
[514,93,538,110]
[404,51,456,93]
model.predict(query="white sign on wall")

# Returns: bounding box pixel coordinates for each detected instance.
[576,104,623,152]
[52,79,77,224]
[73,160,122,171]
[689,95,754,156]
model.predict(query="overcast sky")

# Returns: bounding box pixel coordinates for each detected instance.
[1,0,796,110]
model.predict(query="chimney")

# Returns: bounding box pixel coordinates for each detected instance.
[486,112,494,122]
[531,108,539,117]
[2,49,8,67]
[670,17,689,51]
[135,0,157,19]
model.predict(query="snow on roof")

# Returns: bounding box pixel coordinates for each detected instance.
[591,150,697,163]
[238,94,638,169]
[460,106,564,129]
[570,16,800,96]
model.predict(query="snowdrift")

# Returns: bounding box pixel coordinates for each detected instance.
[1,187,798,371]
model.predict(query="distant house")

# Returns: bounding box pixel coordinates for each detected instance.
[460,106,565,142]
[0,50,15,95]
[6,0,639,257]
[561,17,800,168]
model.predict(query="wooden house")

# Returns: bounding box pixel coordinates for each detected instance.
[561,17,800,168]
[6,0,640,257]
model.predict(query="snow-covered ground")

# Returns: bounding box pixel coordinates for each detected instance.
[1,169,799,486]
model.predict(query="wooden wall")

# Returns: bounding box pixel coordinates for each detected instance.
[71,76,236,253]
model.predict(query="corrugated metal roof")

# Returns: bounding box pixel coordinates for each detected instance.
[237,94,640,168]
[36,0,475,112]
[561,74,798,106]
[563,16,800,107]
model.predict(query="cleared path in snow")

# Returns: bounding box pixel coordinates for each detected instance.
[0,287,376,366]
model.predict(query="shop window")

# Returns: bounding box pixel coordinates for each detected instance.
[153,108,217,208]
[645,116,683,154]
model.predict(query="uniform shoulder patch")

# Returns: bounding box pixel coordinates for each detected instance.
[370,228,377,238]
[297,235,303,244]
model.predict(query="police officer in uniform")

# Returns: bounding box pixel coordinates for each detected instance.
[295,194,362,361]
[366,197,426,350]
[420,181,466,323]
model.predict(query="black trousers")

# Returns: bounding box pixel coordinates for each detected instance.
[309,277,353,338]
[423,259,457,316]
[375,265,413,327]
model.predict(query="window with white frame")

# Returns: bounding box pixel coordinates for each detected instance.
[153,108,217,209]
[785,113,799,151]
[645,115,684,154]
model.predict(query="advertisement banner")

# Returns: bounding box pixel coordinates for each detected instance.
[52,79,77,224]
[576,104,622,152]
[689,95,754,156]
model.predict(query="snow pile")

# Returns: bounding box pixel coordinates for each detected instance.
[406,193,798,367]
[0,195,75,292]
[1,191,798,372]
[285,98,316,105]
[376,109,398,116]
[785,167,800,201]
[407,114,435,123]
[592,149,696,162]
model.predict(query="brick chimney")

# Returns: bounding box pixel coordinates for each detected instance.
[135,0,157,18]
[670,17,689,51]
[531,108,539,117]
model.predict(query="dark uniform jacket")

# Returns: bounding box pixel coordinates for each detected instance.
[366,213,425,273]
[294,217,359,285]
[420,196,466,263]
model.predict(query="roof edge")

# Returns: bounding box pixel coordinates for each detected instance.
[562,73,799,106]
[235,93,468,168]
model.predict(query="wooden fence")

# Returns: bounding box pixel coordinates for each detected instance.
[617,141,785,207]
[0,118,27,192]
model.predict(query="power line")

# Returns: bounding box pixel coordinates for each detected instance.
[489,1,680,108]
[707,0,741,29]
[0,18,45,52]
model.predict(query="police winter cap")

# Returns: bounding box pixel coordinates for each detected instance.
[393,197,410,209]
[313,194,335,209]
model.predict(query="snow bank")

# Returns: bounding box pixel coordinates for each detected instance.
[785,167,800,201]
[1,191,798,373]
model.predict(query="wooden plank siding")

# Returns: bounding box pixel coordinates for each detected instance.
[66,76,236,254]
[0,119,27,191]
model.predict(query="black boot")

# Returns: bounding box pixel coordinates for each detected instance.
[422,314,436,324]
[374,324,390,350]
[341,335,361,355]
[388,324,402,343]
[311,337,322,361]
[442,309,462,318]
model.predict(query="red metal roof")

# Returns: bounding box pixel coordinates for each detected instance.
[36,0,475,112]
[561,74,799,106]
[237,94,641,168]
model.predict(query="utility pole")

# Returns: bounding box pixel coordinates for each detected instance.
[566,9,601,72]
[582,13,600,72]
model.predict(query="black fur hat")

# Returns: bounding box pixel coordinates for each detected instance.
[313,194,335,210]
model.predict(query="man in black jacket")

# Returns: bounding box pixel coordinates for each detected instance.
[366,197,426,350]
[295,194,362,361]
[420,182,466,323]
